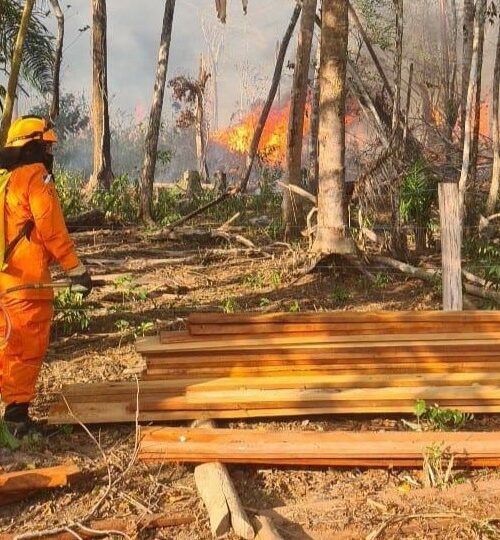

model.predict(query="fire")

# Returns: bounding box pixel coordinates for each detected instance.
[212,101,311,166]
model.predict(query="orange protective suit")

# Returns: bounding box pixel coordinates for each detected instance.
[0,163,80,404]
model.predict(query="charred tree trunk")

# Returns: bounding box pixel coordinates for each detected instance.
[486,19,500,214]
[458,0,486,228]
[139,0,176,223]
[460,0,475,148]
[283,0,317,239]
[308,44,321,195]
[88,0,113,194]
[240,3,301,192]
[0,0,34,145]
[312,0,354,256]
[49,0,64,120]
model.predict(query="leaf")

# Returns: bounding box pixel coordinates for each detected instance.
[0,420,20,451]
[414,399,427,418]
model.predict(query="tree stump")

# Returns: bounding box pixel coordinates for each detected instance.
[214,170,227,194]
[178,170,202,200]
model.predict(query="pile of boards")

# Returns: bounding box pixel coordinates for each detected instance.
[49,311,500,424]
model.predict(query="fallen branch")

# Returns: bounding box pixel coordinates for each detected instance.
[276,181,317,205]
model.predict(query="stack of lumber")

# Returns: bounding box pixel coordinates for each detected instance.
[139,427,500,468]
[49,311,500,424]
[0,464,80,505]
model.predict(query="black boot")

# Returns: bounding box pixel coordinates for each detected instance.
[3,403,35,437]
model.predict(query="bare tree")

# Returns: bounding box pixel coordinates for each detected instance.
[201,15,224,131]
[308,42,321,195]
[458,0,486,226]
[283,0,317,239]
[87,0,113,194]
[0,0,34,145]
[312,0,354,256]
[391,0,403,135]
[139,0,176,223]
[49,0,64,120]
[460,0,475,148]
[486,17,500,215]
[170,57,211,182]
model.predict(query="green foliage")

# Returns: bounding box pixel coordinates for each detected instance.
[243,273,265,290]
[153,187,183,225]
[0,420,20,450]
[374,272,391,288]
[0,0,54,94]
[53,289,90,335]
[464,238,500,288]
[330,285,351,303]
[113,275,148,303]
[259,297,271,307]
[54,168,87,217]
[222,298,239,313]
[352,0,393,51]
[288,300,301,313]
[91,175,138,222]
[414,400,474,431]
[269,271,282,288]
[399,160,437,230]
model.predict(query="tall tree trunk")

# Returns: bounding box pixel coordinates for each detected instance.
[439,0,452,141]
[195,55,210,183]
[49,0,64,120]
[283,0,317,239]
[308,43,321,195]
[88,0,113,194]
[240,3,301,192]
[0,0,34,146]
[458,0,486,228]
[469,0,485,191]
[139,0,176,223]
[486,19,500,215]
[460,0,475,148]
[312,0,354,256]
[390,0,405,257]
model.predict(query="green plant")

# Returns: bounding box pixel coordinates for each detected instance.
[374,272,391,289]
[464,238,500,288]
[243,273,265,290]
[414,400,473,431]
[288,300,301,313]
[259,298,271,307]
[54,168,88,218]
[113,275,148,303]
[153,186,183,225]
[91,174,138,222]
[269,270,282,288]
[423,442,456,488]
[54,290,90,335]
[222,298,239,313]
[0,420,20,450]
[134,321,154,338]
[330,285,351,303]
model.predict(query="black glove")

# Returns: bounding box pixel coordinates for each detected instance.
[68,264,93,297]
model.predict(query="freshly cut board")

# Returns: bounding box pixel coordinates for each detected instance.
[139,427,500,468]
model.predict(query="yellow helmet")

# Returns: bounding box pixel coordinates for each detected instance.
[5,116,57,148]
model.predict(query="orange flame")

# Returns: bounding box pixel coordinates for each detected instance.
[212,101,311,166]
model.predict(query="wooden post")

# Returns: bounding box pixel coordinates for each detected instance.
[439,181,463,311]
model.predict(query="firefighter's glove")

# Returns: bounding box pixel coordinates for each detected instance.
[67,263,93,297]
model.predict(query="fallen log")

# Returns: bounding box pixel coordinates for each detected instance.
[193,420,255,539]
[253,515,284,540]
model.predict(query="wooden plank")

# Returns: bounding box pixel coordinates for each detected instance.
[187,311,500,325]
[59,373,500,402]
[139,335,500,355]
[48,400,500,424]
[185,322,500,337]
[138,427,500,468]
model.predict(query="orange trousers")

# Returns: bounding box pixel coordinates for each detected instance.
[0,298,53,405]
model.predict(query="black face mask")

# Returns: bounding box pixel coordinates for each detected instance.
[14,141,54,172]
[44,153,54,174]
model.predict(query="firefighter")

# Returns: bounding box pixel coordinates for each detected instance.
[0,116,92,435]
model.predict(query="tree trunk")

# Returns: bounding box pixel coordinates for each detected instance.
[308,44,321,195]
[240,3,301,192]
[0,0,35,146]
[439,0,452,141]
[486,19,500,215]
[88,0,113,194]
[469,0,485,191]
[196,56,210,183]
[283,0,317,239]
[139,0,176,223]
[391,0,403,135]
[460,0,475,148]
[311,0,354,256]
[49,0,64,120]
[458,0,486,228]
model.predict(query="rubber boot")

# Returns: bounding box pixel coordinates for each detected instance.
[3,402,38,438]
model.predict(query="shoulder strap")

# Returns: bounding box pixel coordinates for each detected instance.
[0,169,12,271]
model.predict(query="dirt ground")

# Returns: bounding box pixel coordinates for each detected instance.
[1,227,500,539]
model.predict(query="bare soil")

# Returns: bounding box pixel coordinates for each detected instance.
[1,227,500,540]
